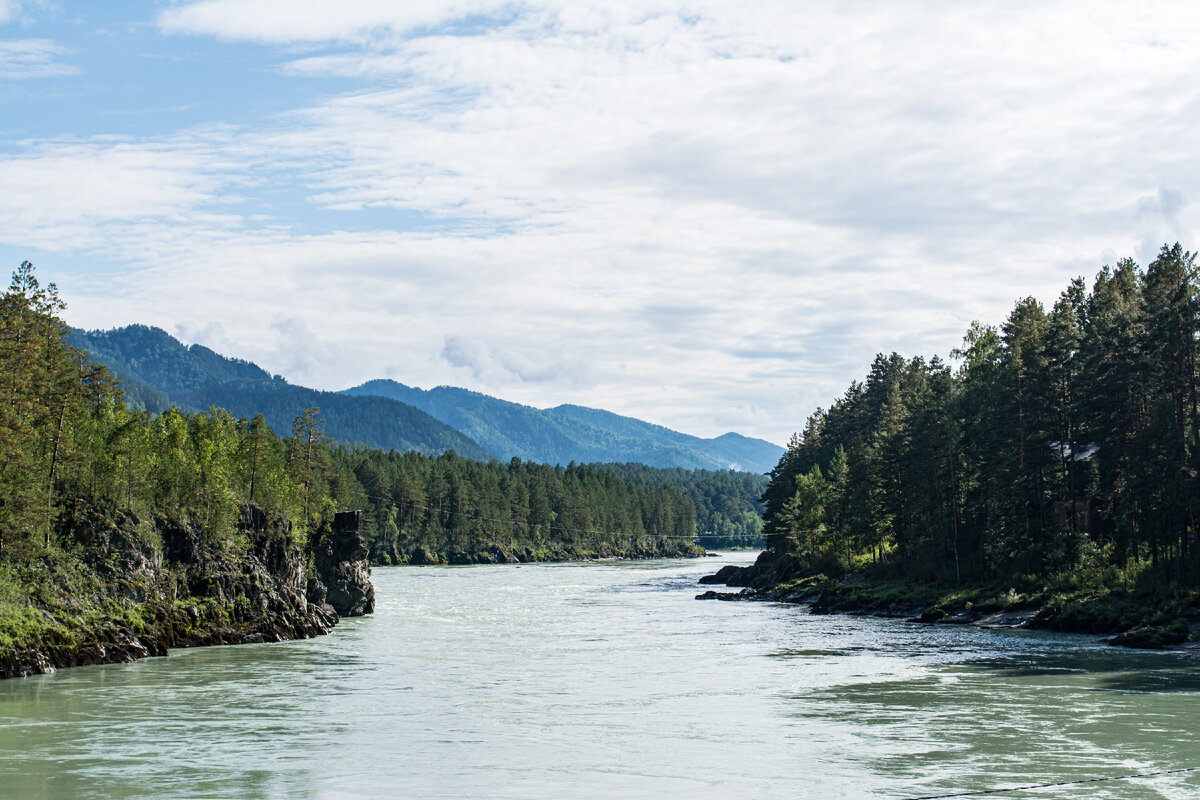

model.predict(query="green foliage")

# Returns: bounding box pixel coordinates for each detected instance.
[0,263,320,556]
[328,452,703,564]
[761,243,1200,598]
[591,463,766,548]
[70,325,493,460]
[0,263,120,554]
[4,262,718,573]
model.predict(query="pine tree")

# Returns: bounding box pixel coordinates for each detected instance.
[289,406,328,525]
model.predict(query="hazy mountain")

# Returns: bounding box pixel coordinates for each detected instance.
[345,379,784,473]
[69,326,492,460]
[70,325,783,472]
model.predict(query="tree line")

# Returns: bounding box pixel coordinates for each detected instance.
[335,451,699,564]
[593,463,765,548]
[761,243,1200,590]
[0,262,701,565]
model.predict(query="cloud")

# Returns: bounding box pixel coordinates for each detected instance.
[440,334,487,378]
[1137,185,1187,222]
[1134,185,1192,263]
[441,334,586,385]
[0,137,238,250]
[0,1,16,25]
[0,38,76,78]
[157,0,506,43]
[11,1,1200,444]
[268,316,335,384]
[175,320,233,356]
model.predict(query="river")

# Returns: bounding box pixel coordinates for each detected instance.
[1,552,1199,799]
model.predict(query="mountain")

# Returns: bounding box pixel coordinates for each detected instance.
[344,379,784,473]
[69,325,493,460]
[70,325,783,472]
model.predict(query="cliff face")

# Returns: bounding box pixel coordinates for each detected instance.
[311,511,375,617]
[0,501,374,679]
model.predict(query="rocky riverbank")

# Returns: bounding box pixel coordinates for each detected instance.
[0,502,375,679]
[697,555,1200,651]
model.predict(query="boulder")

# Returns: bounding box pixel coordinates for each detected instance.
[1107,626,1188,649]
[698,564,750,585]
[695,588,760,601]
[908,607,948,623]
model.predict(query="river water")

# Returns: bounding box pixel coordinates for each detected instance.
[2,552,1199,800]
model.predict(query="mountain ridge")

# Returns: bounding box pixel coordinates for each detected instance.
[69,326,493,461]
[345,378,783,473]
[70,324,782,473]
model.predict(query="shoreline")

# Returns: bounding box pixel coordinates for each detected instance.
[696,562,1200,651]
[370,540,707,567]
[0,598,339,680]
[1,504,375,680]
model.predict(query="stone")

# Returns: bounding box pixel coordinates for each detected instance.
[0,500,370,679]
[695,588,760,601]
[908,607,947,623]
[311,511,375,617]
[1107,627,1188,649]
[698,564,749,585]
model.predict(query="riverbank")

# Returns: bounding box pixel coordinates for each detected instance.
[380,538,705,566]
[697,558,1200,650]
[0,501,375,679]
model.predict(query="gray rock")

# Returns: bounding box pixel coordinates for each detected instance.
[695,588,760,601]
[311,511,375,617]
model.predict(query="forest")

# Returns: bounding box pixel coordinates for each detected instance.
[758,244,1200,604]
[71,324,493,460]
[0,262,701,575]
[337,452,700,564]
[593,463,765,548]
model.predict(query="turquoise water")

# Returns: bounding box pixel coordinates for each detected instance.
[2,553,1199,799]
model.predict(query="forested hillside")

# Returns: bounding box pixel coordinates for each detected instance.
[335,453,702,564]
[595,464,765,548]
[747,245,1200,640]
[0,263,373,676]
[73,326,785,472]
[70,326,492,460]
[1,263,704,674]
[345,379,783,472]
[7,265,703,568]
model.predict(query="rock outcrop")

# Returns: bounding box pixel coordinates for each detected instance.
[0,500,372,679]
[695,588,760,601]
[311,511,375,617]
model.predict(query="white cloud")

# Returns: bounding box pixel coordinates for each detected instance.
[0,136,242,251]
[11,1,1200,444]
[266,316,336,384]
[0,38,76,78]
[440,333,587,385]
[175,320,234,356]
[157,0,506,43]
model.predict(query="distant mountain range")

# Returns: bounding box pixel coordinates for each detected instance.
[71,325,784,473]
[345,380,782,472]
[70,325,492,460]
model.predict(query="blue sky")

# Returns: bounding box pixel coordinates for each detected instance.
[2,1,1198,446]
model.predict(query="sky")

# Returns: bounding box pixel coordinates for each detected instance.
[1,1,1198,446]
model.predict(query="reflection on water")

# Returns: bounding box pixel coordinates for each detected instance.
[1,554,1198,800]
